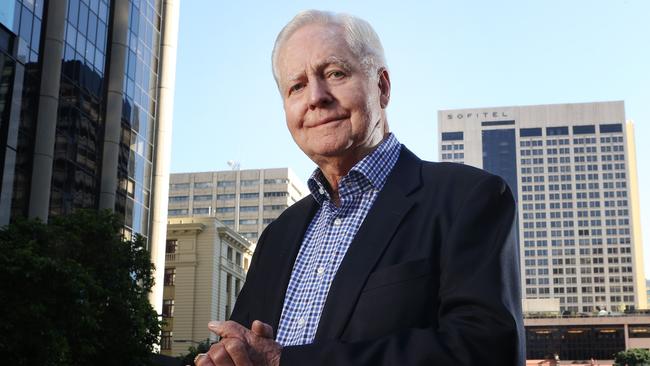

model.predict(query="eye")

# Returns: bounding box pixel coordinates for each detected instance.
[328,70,346,79]
[289,83,305,94]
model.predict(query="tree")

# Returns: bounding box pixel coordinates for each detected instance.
[178,339,212,366]
[614,348,650,366]
[0,210,161,366]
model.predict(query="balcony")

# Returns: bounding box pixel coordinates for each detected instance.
[221,257,245,276]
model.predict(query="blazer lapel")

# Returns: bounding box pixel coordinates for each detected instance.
[314,147,422,341]
[262,196,319,331]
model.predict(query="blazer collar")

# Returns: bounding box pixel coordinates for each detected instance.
[314,146,422,340]
[261,147,422,337]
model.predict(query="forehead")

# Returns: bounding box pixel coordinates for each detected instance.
[278,24,358,80]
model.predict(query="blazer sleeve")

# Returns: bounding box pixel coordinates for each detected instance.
[280,174,525,366]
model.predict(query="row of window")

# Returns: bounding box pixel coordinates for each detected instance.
[524,291,635,304]
[441,144,464,151]
[170,178,291,190]
[441,153,464,160]
[169,192,290,203]
[521,145,625,156]
[520,136,624,148]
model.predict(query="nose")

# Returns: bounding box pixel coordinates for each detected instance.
[308,79,333,109]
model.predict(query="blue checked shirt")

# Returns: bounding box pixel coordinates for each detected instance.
[275,134,402,346]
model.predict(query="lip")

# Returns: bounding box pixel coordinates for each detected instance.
[307,116,348,127]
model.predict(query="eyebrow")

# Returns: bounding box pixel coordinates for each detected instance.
[285,56,353,84]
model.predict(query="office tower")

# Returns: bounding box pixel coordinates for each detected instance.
[161,217,254,356]
[438,101,646,313]
[168,168,307,243]
[0,0,180,313]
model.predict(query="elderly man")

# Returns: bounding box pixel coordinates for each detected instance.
[197,10,525,366]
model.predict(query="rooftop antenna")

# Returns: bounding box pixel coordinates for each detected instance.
[227,160,240,171]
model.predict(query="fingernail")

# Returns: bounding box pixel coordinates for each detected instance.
[208,321,222,329]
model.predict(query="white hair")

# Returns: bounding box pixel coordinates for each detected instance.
[271,10,387,85]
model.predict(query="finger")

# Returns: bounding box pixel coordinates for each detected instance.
[206,343,235,366]
[251,320,274,339]
[208,320,248,342]
[221,338,253,366]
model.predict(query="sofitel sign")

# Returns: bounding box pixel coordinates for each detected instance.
[447,111,509,119]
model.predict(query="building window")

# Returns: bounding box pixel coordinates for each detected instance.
[240,193,259,199]
[264,178,289,184]
[161,331,172,350]
[242,232,258,239]
[164,268,176,286]
[239,219,257,225]
[240,179,259,186]
[169,196,189,203]
[236,252,242,266]
[263,205,288,211]
[168,209,188,216]
[217,194,236,200]
[216,207,235,213]
[170,183,190,190]
[227,246,233,261]
[162,299,174,318]
[217,180,236,187]
[194,194,212,201]
[194,182,212,189]
[441,131,463,141]
[166,240,178,254]
[264,192,289,197]
[193,207,210,215]
[240,206,258,212]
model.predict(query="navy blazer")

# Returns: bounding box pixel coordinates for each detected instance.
[230,147,525,365]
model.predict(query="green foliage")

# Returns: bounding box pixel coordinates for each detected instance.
[0,210,161,366]
[178,339,212,366]
[614,348,650,366]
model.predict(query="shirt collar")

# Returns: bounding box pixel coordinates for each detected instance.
[307,133,402,205]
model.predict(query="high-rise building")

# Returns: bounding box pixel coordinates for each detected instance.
[161,217,254,356]
[0,0,180,313]
[168,168,307,244]
[438,101,646,313]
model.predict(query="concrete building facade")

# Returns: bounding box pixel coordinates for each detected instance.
[168,168,307,243]
[160,217,254,356]
[0,0,180,314]
[525,314,650,363]
[438,101,646,313]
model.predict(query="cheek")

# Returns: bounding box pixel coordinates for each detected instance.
[284,104,302,130]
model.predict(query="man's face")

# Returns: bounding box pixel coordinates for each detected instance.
[276,24,388,163]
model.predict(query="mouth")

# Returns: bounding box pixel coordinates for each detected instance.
[307,115,349,127]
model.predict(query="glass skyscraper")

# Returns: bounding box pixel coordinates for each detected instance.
[438,101,646,313]
[0,0,179,312]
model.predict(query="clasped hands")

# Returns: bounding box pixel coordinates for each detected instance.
[195,320,282,366]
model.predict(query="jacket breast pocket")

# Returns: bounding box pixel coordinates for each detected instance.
[363,258,432,292]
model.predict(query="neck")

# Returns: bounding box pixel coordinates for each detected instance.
[315,131,388,206]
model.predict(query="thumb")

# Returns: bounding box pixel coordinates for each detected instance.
[251,320,274,339]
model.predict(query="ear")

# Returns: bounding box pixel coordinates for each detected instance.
[377,68,391,109]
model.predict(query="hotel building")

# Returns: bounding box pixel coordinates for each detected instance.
[438,101,646,313]
[168,168,307,243]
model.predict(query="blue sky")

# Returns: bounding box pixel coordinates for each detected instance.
[171,0,650,273]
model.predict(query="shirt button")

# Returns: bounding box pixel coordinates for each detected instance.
[316,267,325,276]
[297,317,306,327]
[333,218,342,226]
